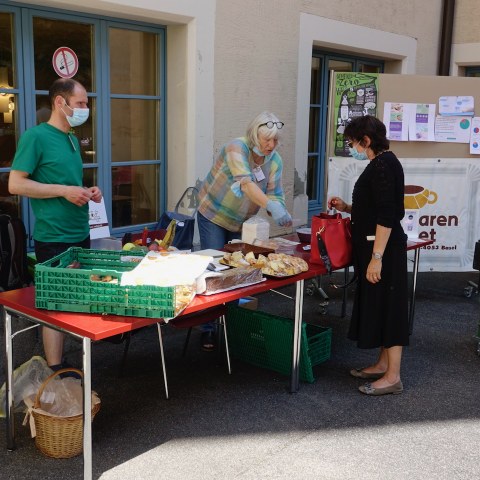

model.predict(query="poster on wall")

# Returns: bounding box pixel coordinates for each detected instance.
[383,102,409,141]
[438,96,474,116]
[333,72,379,156]
[434,115,472,143]
[470,117,480,154]
[408,103,436,141]
[328,157,480,272]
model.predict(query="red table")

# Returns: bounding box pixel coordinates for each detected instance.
[1,238,432,480]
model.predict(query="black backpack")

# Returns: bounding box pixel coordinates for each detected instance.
[0,214,32,291]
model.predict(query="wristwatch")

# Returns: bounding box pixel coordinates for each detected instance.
[372,252,383,260]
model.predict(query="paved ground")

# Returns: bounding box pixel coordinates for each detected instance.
[1,270,479,480]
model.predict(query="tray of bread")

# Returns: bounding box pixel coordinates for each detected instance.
[220,251,308,277]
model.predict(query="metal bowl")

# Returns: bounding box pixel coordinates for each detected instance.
[296,227,311,244]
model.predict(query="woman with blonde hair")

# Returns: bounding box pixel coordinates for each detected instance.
[198,111,292,249]
[197,111,292,350]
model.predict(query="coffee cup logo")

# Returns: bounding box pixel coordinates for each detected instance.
[404,185,438,209]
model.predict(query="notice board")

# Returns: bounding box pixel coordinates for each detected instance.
[327,73,480,272]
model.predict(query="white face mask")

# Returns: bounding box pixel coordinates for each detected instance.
[62,100,89,127]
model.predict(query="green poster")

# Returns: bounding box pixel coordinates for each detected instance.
[333,72,379,156]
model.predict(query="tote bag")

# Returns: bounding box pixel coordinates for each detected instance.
[310,213,352,274]
[156,211,195,250]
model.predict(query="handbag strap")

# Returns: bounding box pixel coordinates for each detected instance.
[316,229,332,275]
[317,231,357,288]
[329,273,358,289]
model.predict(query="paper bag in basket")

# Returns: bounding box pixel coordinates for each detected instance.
[310,213,352,274]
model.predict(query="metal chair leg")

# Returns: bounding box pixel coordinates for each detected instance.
[182,327,193,357]
[118,333,131,377]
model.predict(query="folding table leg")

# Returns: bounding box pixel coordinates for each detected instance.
[341,267,349,318]
[82,337,92,480]
[3,308,16,451]
[156,323,169,399]
[219,315,231,374]
[409,248,421,335]
[290,279,304,393]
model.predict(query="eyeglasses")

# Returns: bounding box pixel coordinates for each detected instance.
[346,140,355,148]
[260,121,284,129]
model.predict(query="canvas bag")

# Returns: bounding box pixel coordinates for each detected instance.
[310,213,352,274]
[155,187,198,251]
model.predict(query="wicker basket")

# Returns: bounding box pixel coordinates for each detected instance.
[31,368,101,459]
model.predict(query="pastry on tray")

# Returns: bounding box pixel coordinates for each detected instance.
[221,251,308,277]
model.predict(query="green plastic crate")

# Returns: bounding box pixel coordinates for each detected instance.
[227,305,331,383]
[35,247,179,318]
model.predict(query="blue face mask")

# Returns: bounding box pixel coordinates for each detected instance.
[62,101,89,127]
[349,146,368,161]
[253,146,275,162]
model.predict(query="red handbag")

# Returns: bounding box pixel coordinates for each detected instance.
[310,213,352,274]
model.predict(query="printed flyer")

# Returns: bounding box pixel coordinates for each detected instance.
[89,198,110,239]
[333,72,379,156]
[434,115,472,143]
[438,96,474,116]
[383,102,409,141]
[408,103,436,141]
[470,117,480,154]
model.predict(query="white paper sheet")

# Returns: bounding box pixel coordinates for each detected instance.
[89,198,110,240]
[383,102,409,141]
[434,115,472,143]
[401,209,420,239]
[438,96,474,116]
[408,103,436,141]
[121,252,212,287]
[469,117,480,154]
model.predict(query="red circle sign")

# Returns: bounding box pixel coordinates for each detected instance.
[52,47,79,79]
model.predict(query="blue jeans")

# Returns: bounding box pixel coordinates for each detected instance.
[197,212,241,334]
[197,212,241,250]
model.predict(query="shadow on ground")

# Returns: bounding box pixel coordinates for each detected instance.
[1,272,479,479]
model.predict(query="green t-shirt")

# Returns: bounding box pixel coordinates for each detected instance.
[11,122,89,242]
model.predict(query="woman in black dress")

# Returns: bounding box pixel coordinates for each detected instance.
[328,115,408,396]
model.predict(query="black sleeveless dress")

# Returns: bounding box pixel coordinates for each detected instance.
[348,151,409,348]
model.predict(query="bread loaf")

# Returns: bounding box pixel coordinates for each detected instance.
[204,266,262,293]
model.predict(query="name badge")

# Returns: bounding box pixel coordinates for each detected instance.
[253,166,265,182]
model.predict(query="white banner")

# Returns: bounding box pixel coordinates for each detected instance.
[328,157,480,272]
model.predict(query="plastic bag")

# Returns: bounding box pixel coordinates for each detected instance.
[24,377,84,418]
[197,266,264,295]
[242,215,270,244]
[0,356,53,418]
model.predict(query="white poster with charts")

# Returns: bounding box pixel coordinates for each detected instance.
[470,117,480,154]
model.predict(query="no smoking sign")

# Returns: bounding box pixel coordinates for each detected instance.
[52,46,79,79]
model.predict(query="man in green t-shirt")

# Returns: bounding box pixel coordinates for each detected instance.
[9,78,102,374]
